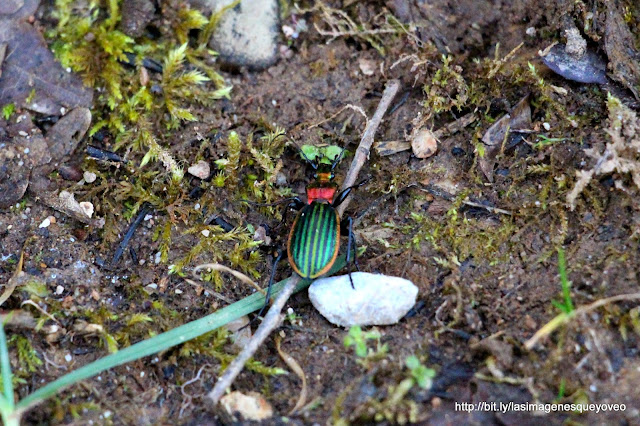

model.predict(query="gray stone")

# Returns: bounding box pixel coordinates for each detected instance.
[194,0,279,70]
[308,272,418,327]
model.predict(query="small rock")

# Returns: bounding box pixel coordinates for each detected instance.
[187,160,210,179]
[79,201,94,218]
[541,43,607,84]
[39,217,51,228]
[358,58,376,76]
[59,165,83,181]
[203,0,279,69]
[525,27,536,37]
[308,272,418,327]
[411,128,438,159]
[220,391,273,421]
[83,171,97,183]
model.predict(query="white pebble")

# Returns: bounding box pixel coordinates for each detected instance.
[39,217,51,228]
[23,148,30,154]
[65,354,72,362]
[201,229,210,237]
[309,272,418,327]
[175,289,183,294]
[55,285,64,295]
[187,160,211,179]
[18,130,28,137]
[543,122,551,131]
[83,171,97,183]
[154,252,162,264]
[79,201,94,218]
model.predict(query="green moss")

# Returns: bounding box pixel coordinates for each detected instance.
[9,335,42,376]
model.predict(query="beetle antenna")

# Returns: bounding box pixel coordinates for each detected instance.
[287,139,318,170]
[330,146,347,171]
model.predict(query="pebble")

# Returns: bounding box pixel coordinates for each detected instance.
[200,0,280,69]
[308,272,418,327]
[39,217,51,228]
[83,171,97,183]
[220,391,273,421]
[411,128,438,159]
[187,160,210,179]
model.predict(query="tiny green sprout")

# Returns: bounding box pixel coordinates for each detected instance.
[344,325,385,358]
[534,135,566,150]
[2,104,15,120]
[300,144,344,165]
[552,248,574,314]
[405,356,436,390]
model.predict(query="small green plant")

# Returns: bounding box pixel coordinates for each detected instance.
[2,103,15,120]
[344,326,388,362]
[533,135,566,150]
[405,355,436,390]
[300,144,344,165]
[552,248,574,314]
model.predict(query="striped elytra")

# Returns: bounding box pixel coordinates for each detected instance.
[287,201,340,279]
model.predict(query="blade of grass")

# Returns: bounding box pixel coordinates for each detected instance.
[16,257,346,414]
[0,320,14,407]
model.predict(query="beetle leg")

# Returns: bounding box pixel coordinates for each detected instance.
[244,248,285,329]
[345,216,358,289]
[332,178,369,209]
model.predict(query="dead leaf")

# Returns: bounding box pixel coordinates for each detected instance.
[478,95,531,181]
[0,21,92,115]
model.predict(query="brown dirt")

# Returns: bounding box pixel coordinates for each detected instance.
[2,0,640,424]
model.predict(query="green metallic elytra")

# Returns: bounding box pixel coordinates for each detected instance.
[287,202,340,279]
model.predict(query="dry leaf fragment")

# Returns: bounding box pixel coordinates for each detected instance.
[276,336,307,414]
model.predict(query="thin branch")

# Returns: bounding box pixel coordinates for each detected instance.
[207,275,301,404]
[338,79,400,217]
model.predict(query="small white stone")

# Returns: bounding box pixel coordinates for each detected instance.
[308,272,418,327]
[39,217,51,228]
[146,283,158,290]
[79,201,94,218]
[526,27,536,36]
[175,289,183,294]
[411,128,438,159]
[201,229,210,237]
[55,285,64,295]
[65,353,72,362]
[18,130,28,137]
[23,148,30,154]
[543,122,551,131]
[83,171,97,183]
[154,252,162,264]
[358,58,376,76]
[187,160,211,179]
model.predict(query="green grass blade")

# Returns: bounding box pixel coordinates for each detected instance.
[0,320,14,408]
[557,248,573,313]
[17,257,346,412]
